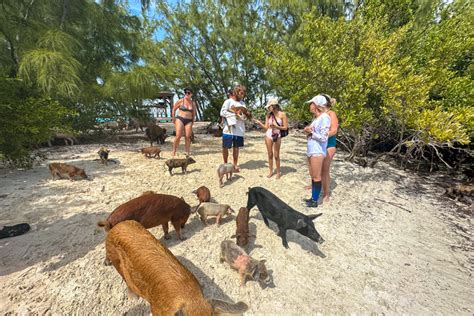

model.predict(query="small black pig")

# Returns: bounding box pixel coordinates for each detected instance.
[246,186,324,248]
[165,156,196,175]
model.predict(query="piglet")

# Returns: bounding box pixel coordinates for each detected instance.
[98,147,110,165]
[217,163,234,187]
[141,146,161,158]
[231,207,254,247]
[220,240,271,288]
[165,156,196,175]
[192,202,234,226]
[48,163,88,181]
[192,186,211,203]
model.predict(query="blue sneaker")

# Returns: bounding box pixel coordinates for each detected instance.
[305,200,318,208]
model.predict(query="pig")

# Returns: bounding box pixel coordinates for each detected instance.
[191,202,234,226]
[192,186,211,203]
[97,147,110,165]
[141,146,161,158]
[145,125,167,146]
[217,163,234,187]
[128,117,151,132]
[0,223,31,239]
[47,133,78,147]
[165,156,196,175]
[220,240,271,288]
[48,163,88,181]
[105,221,248,315]
[97,192,191,241]
[231,207,254,247]
[246,186,324,249]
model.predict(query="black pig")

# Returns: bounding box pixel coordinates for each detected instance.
[246,186,324,248]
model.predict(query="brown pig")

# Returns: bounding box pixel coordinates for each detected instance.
[231,207,254,247]
[192,202,234,226]
[192,186,211,203]
[98,147,110,165]
[48,163,88,181]
[220,240,271,288]
[106,220,248,315]
[97,193,191,241]
[141,146,161,158]
[165,156,196,175]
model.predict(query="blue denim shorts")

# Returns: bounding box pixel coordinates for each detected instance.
[222,134,244,148]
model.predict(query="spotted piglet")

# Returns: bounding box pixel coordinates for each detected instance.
[220,240,271,288]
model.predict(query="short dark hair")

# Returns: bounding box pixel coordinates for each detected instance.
[184,87,193,94]
[227,89,234,97]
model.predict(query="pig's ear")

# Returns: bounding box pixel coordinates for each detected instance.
[308,213,323,221]
[251,266,260,280]
[174,309,184,316]
[296,218,307,228]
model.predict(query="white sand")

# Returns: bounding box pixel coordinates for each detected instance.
[0,131,472,315]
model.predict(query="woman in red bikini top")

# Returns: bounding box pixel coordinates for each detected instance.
[172,87,197,157]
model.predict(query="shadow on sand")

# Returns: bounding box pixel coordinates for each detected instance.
[0,211,109,276]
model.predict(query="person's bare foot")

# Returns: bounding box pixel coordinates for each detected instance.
[267,173,273,178]
[276,173,281,179]
[233,166,240,173]
[323,195,330,203]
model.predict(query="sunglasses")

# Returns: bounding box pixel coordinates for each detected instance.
[185,91,193,95]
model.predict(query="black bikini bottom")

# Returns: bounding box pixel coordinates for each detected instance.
[176,116,193,126]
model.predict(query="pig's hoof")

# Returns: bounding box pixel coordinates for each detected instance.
[179,236,187,241]
[164,234,171,240]
[103,258,112,266]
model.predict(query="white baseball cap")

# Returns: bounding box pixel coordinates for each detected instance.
[265,97,279,109]
[306,95,327,107]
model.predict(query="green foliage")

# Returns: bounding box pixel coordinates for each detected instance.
[266,1,473,158]
[0,78,73,166]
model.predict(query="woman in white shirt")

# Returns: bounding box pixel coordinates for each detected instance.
[303,95,331,207]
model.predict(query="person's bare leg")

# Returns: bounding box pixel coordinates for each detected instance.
[305,157,312,189]
[172,120,184,157]
[233,147,240,172]
[274,138,282,179]
[265,137,273,177]
[184,123,193,156]
[223,147,229,163]
[322,147,336,202]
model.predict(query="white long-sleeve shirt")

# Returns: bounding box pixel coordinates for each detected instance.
[307,113,331,157]
[220,98,246,137]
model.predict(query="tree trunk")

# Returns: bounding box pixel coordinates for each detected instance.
[60,0,70,30]
[0,29,18,77]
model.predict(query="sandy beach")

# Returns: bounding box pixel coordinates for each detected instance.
[0,130,472,315]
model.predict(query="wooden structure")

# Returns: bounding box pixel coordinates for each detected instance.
[141,91,175,123]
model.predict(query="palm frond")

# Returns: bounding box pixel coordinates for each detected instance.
[18,49,81,97]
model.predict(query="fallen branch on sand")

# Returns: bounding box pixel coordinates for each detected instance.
[374,198,412,213]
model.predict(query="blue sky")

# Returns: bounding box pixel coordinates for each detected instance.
[127,0,169,41]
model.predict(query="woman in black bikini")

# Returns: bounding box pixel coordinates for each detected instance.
[172,88,197,157]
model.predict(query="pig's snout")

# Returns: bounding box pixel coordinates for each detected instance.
[317,236,325,244]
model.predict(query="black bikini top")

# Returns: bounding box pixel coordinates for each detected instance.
[179,99,193,113]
